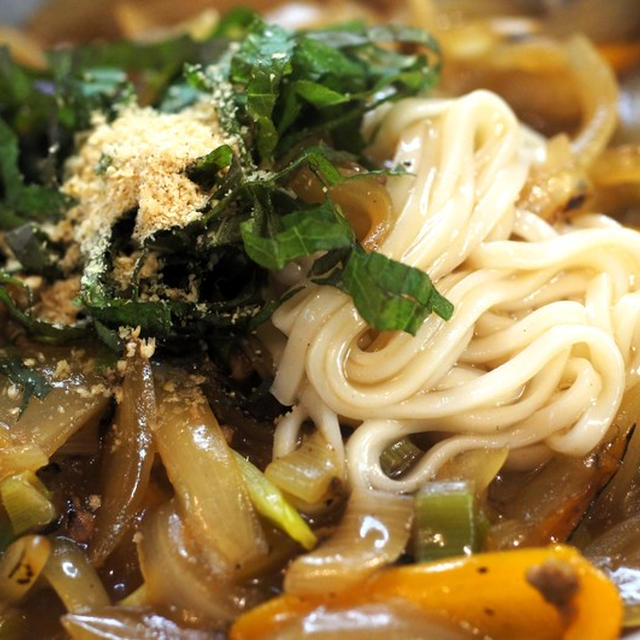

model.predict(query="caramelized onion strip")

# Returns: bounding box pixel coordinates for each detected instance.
[62,606,216,640]
[154,382,266,566]
[90,347,156,565]
[42,538,110,614]
[284,487,413,596]
[137,501,256,625]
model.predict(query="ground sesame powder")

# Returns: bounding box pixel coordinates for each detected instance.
[62,100,229,252]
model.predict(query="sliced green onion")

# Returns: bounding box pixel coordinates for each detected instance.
[233,451,317,551]
[265,431,340,506]
[413,481,482,562]
[0,471,56,536]
[380,438,422,479]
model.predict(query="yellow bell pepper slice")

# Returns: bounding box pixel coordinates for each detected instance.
[230,544,622,640]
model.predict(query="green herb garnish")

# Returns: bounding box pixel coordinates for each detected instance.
[0,358,52,414]
[0,12,451,354]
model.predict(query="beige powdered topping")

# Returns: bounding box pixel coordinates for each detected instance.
[62,100,227,252]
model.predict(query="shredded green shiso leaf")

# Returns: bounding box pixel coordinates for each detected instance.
[0,9,451,368]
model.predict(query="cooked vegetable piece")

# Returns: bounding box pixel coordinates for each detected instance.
[284,487,413,595]
[154,380,267,567]
[0,471,56,536]
[289,165,393,250]
[138,501,257,624]
[0,357,51,415]
[572,382,640,542]
[265,430,342,508]
[62,606,217,640]
[232,451,317,550]
[579,513,640,625]
[2,365,110,463]
[414,481,481,562]
[232,545,622,640]
[436,447,508,494]
[90,345,155,565]
[489,436,624,550]
[42,537,110,614]
[0,535,51,603]
[379,437,422,478]
[0,445,48,483]
[246,600,475,639]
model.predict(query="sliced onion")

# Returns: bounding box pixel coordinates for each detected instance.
[137,501,257,625]
[0,444,48,480]
[154,380,266,566]
[436,447,508,495]
[56,419,101,456]
[566,35,618,168]
[62,607,218,640]
[289,165,393,250]
[284,487,413,596]
[42,537,110,614]
[90,348,155,565]
[488,443,622,549]
[3,369,109,463]
[569,382,640,542]
[266,430,342,507]
[580,514,640,622]
[0,535,51,602]
[263,601,474,640]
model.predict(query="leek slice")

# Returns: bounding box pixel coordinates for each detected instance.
[0,471,55,536]
[413,481,482,562]
[233,451,317,550]
[265,430,340,506]
[380,438,422,478]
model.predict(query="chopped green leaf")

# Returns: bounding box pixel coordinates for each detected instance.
[0,270,87,343]
[212,7,259,39]
[5,223,64,278]
[186,144,234,188]
[293,80,350,107]
[0,119,71,229]
[0,357,52,414]
[341,246,453,334]
[231,21,296,162]
[241,197,354,271]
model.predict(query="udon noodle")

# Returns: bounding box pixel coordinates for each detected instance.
[270,86,636,495]
[2,1,640,638]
